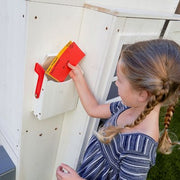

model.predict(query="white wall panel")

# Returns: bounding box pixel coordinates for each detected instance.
[19,2,84,180]
[85,0,179,14]
[0,0,26,163]
[52,8,115,179]
[26,0,85,6]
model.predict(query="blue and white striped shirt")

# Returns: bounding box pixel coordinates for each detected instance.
[78,101,158,180]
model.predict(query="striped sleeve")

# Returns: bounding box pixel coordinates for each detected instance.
[110,101,128,115]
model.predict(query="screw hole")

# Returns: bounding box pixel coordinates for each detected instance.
[55,128,58,130]
[105,27,108,30]
[34,16,38,19]
[39,133,43,136]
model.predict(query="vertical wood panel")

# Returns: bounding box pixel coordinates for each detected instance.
[0,0,26,164]
[52,8,115,180]
[19,2,84,180]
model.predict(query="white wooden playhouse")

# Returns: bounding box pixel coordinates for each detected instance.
[1,0,180,180]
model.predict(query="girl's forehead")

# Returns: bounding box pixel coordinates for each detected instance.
[117,60,124,71]
[117,62,124,76]
[117,58,124,67]
[117,60,128,79]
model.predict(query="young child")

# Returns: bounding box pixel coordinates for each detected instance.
[56,39,180,180]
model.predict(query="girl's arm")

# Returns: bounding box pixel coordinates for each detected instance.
[68,63,111,119]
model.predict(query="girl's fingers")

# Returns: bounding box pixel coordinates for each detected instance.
[68,63,82,72]
[56,174,62,180]
[68,63,84,81]
[56,164,83,180]
[68,63,75,69]
[69,71,75,79]
[56,166,64,177]
[57,165,64,172]
[60,163,75,174]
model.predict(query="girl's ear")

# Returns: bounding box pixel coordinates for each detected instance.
[138,90,150,102]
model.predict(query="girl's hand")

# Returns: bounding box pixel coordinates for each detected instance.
[68,63,84,82]
[56,163,84,180]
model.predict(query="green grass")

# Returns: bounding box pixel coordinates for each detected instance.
[147,101,180,180]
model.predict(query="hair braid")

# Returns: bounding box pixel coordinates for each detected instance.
[164,105,175,129]
[96,126,123,144]
[158,105,175,154]
[158,93,180,154]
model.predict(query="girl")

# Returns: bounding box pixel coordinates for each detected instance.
[56,39,180,180]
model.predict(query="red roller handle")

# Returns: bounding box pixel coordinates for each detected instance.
[34,63,45,98]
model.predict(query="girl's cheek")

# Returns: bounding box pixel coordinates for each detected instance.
[115,81,118,87]
[115,80,121,87]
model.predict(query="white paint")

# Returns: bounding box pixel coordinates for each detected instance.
[85,0,179,14]
[34,75,78,120]
[26,0,85,6]
[19,2,84,180]
[0,0,26,163]
[52,10,115,180]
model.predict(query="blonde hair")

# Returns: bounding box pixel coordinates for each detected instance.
[97,39,180,154]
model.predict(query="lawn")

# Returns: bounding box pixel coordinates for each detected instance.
[147,101,180,180]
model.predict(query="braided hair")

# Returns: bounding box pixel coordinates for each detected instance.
[97,39,180,152]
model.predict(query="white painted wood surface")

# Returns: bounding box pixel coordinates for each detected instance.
[27,0,179,15]
[0,0,26,164]
[34,76,78,120]
[86,0,179,14]
[52,9,115,179]
[18,2,84,180]
[84,4,180,21]
[164,21,180,44]
[26,0,85,6]
[52,9,165,180]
